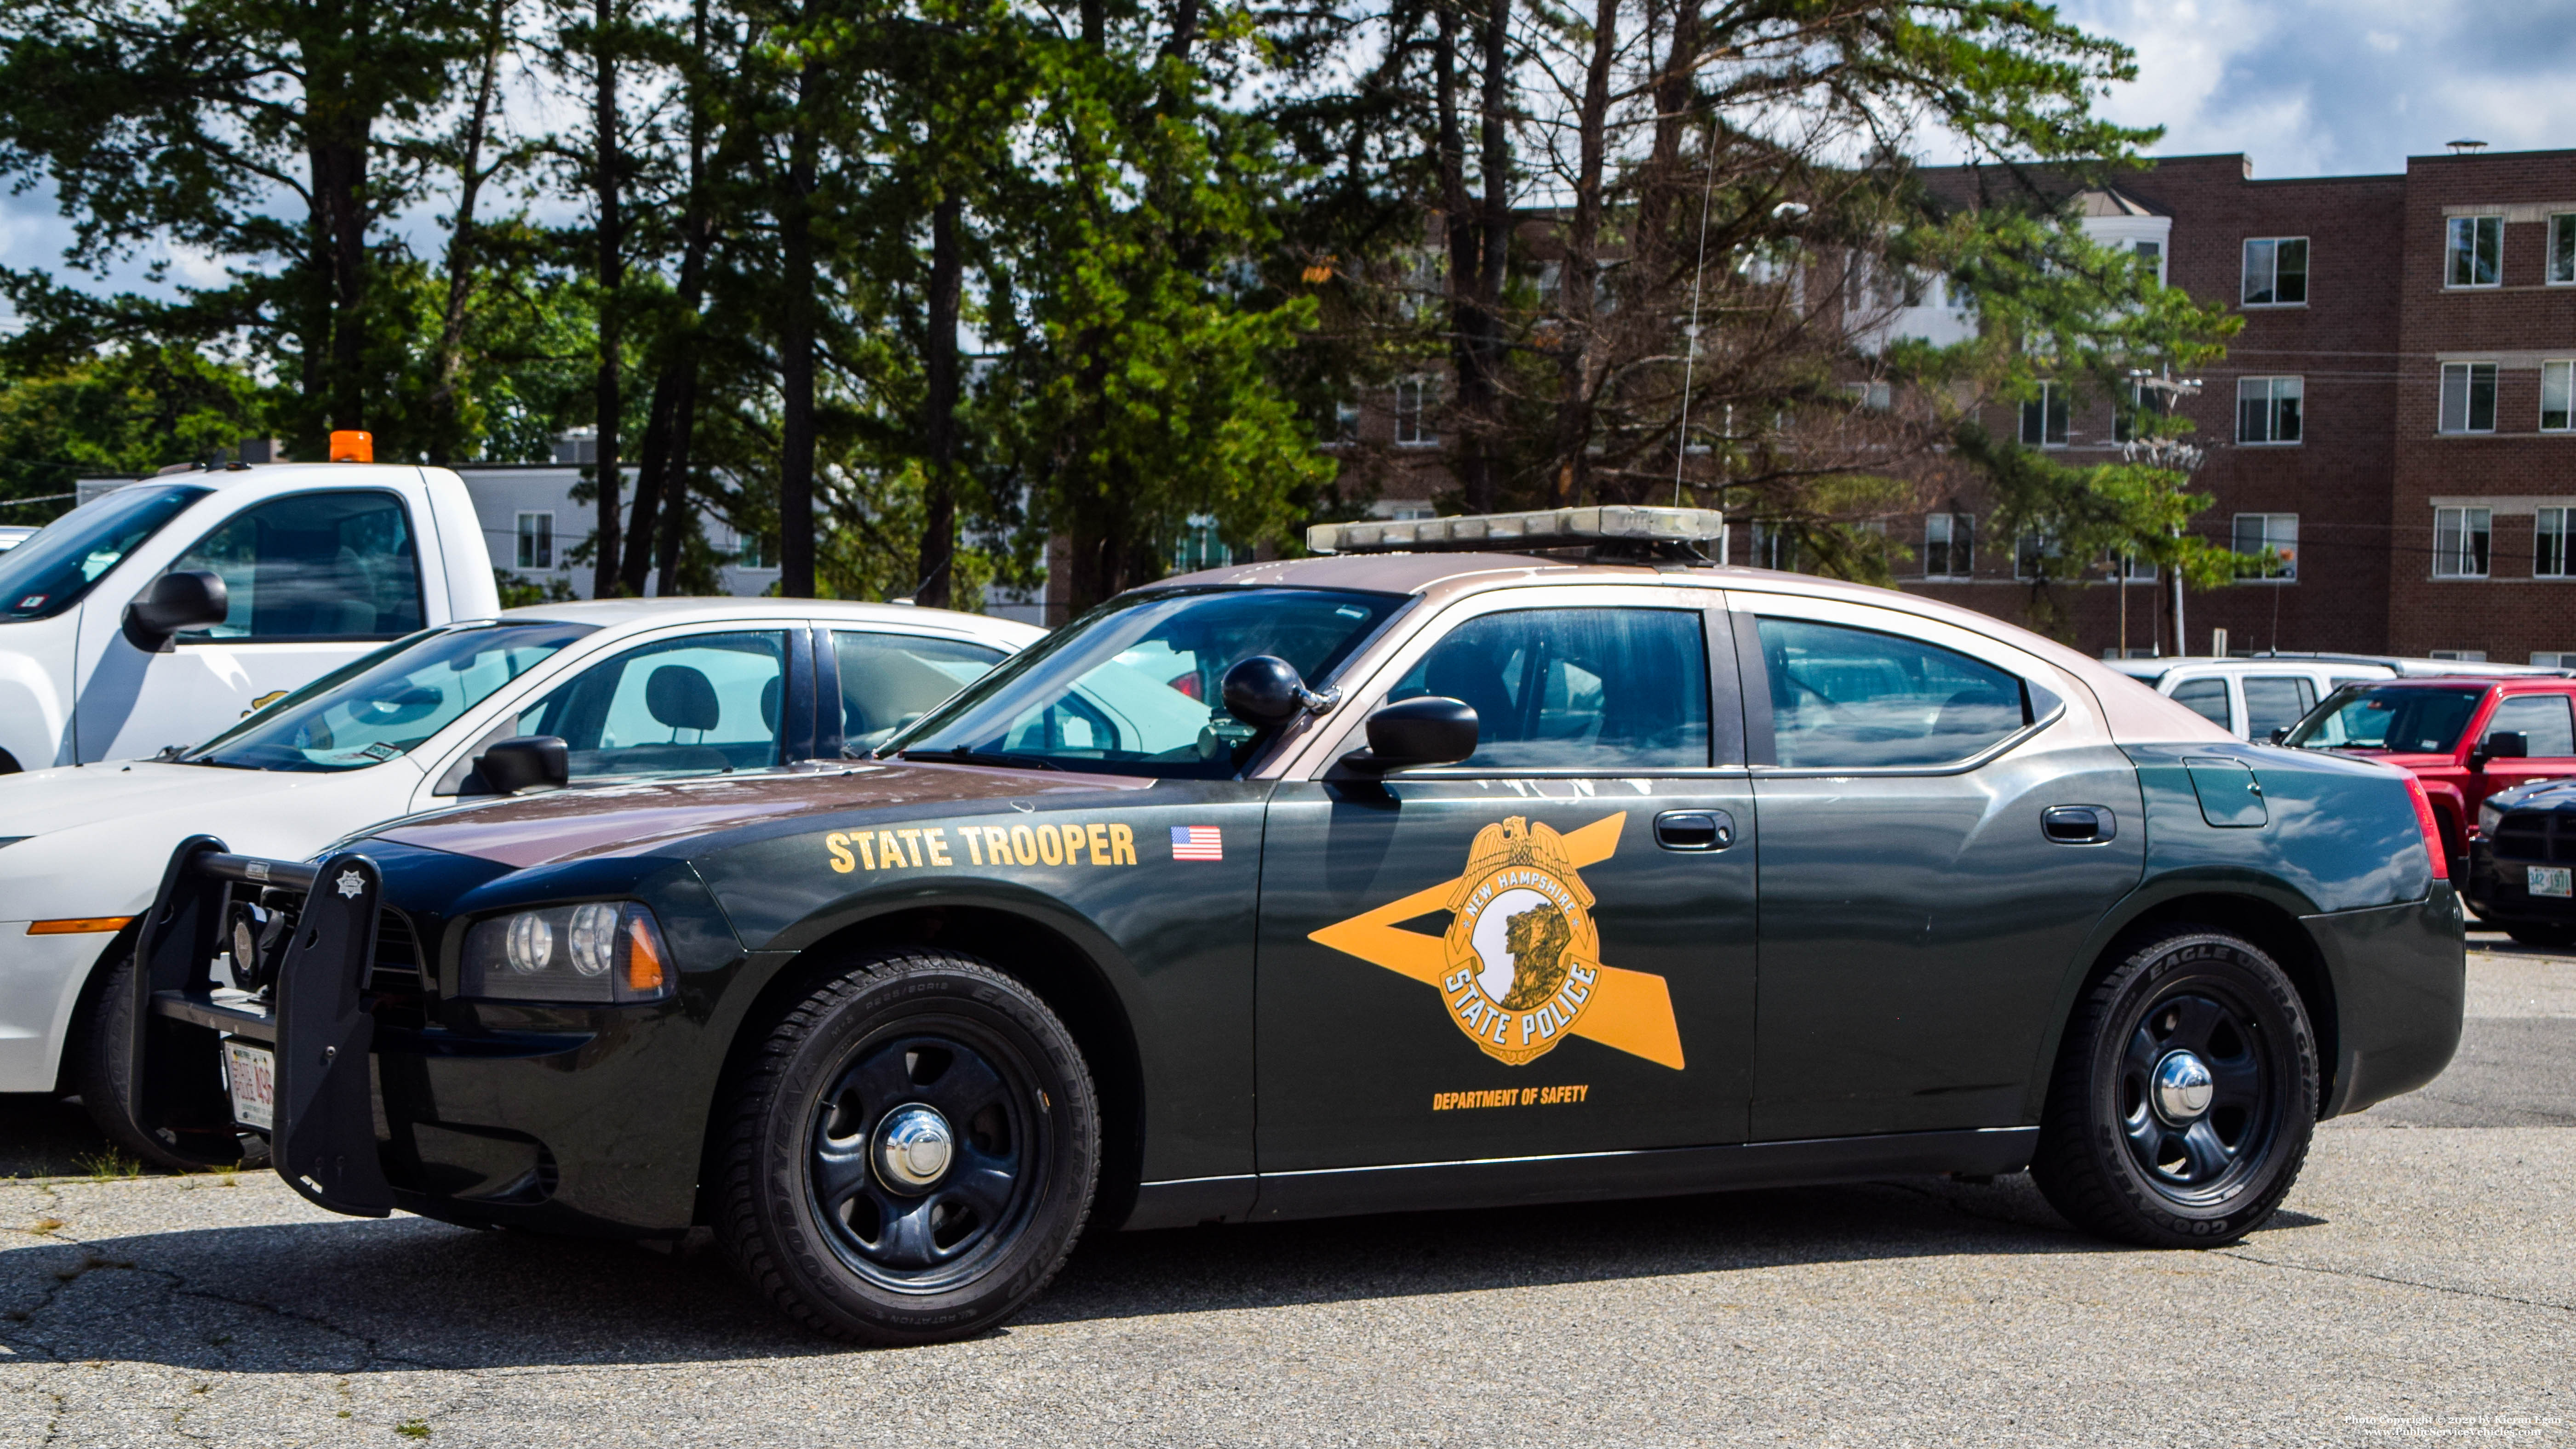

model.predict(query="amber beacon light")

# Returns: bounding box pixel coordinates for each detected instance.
[329,429,374,463]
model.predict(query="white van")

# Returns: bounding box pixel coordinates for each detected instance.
[2103,657,2400,740]
[0,463,497,772]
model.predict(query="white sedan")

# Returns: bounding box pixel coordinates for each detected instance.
[0,597,1039,1163]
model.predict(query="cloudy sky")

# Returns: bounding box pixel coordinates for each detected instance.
[7,0,2576,304]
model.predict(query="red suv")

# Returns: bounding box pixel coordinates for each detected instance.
[2281,676,2576,875]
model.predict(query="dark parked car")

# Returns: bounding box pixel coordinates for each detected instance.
[2468,778,2576,945]
[108,508,2465,1344]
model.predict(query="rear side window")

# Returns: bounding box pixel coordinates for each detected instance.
[2171,678,2232,727]
[2286,685,2485,753]
[169,490,425,640]
[1756,618,2027,768]
[2240,676,2315,736]
[2486,694,2576,756]
[835,631,1007,754]
[1389,607,1710,770]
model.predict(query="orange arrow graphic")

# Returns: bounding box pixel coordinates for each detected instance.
[1306,811,1685,1069]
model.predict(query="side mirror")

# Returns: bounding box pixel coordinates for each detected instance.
[2268,727,2290,744]
[1221,655,1332,729]
[2476,730,2529,765]
[121,570,229,653]
[475,736,569,794]
[1340,696,1479,772]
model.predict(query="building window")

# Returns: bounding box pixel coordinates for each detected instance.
[1748,521,1799,572]
[2446,216,2502,288]
[738,533,774,570]
[2546,361,2574,432]
[2434,507,2492,578]
[2430,649,2488,662]
[2440,362,2499,433]
[1844,380,1892,411]
[2134,240,2165,285]
[2014,530,2061,582]
[2104,549,2158,582]
[1393,377,1437,447]
[514,511,555,570]
[2235,377,2304,445]
[2019,383,2068,447]
[2232,513,2298,581]
[2539,508,2572,578]
[2241,237,2308,306]
[1924,512,1973,579]
[1332,399,1360,445]
[2550,215,2576,286]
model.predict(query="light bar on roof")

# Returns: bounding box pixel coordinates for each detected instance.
[1307,506,1726,555]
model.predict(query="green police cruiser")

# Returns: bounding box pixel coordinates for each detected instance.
[114,507,2465,1343]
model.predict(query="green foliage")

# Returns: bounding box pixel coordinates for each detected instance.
[0,345,269,517]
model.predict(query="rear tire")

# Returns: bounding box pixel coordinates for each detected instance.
[714,947,1099,1344]
[2032,927,2317,1249]
[74,947,247,1173]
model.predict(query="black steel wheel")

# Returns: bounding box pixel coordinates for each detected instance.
[715,947,1098,1343]
[2033,928,2316,1248]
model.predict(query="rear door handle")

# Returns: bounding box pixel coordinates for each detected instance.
[2042,805,2115,844]
[1654,809,1735,851]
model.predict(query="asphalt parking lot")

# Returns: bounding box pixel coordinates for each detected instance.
[0,937,2566,1447]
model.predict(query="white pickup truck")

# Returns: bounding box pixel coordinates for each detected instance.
[0,462,498,772]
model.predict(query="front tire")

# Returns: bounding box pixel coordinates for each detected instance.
[714,947,1099,1344]
[74,947,247,1172]
[2032,928,2317,1249]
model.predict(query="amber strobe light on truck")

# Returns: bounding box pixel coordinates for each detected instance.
[459,902,673,1003]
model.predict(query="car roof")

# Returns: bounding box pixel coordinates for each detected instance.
[485,596,1044,642]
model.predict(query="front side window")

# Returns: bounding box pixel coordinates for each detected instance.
[2020,382,2068,447]
[2236,377,2303,444]
[834,630,1008,755]
[2242,237,2309,306]
[2552,215,2576,285]
[2171,677,2231,727]
[2434,507,2492,577]
[168,490,425,640]
[2287,683,2487,753]
[2233,513,2298,581]
[2440,362,2499,434]
[889,587,1404,778]
[2539,508,2570,578]
[1925,513,1973,579]
[186,622,594,771]
[1757,617,2030,769]
[1384,607,1710,771]
[2446,216,2502,288]
[516,512,555,570]
[2241,676,2317,738]
[510,630,790,779]
[0,483,209,622]
[2486,694,2576,757]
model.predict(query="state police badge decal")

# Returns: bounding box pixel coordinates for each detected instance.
[1439,816,1601,1065]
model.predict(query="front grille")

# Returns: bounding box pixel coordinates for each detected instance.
[368,909,424,991]
[2490,810,2576,863]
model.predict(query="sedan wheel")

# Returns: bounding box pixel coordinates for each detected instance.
[2033,928,2316,1248]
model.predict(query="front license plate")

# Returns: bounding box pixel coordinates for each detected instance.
[223,1042,275,1130]
[2530,866,2573,898]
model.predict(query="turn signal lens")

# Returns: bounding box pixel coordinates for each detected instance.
[329,429,373,463]
[2406,777,2451,882]
[625,913,667,994]
[28,916,135,936]
[462,901,675,1004]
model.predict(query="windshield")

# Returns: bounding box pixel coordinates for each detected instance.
[2284,683,2487,753]
[186,620,596,771]
[888,587,1406,777]
[0,484,211,622]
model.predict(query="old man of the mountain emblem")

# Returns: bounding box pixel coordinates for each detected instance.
[1440,816,1603,1065]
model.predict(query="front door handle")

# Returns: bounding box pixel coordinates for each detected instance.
[1654,809,1735,851]
[2042,805,2115,844]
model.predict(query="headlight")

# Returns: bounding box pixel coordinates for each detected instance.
[2479,802,2504,838]
[461,902,673,1004]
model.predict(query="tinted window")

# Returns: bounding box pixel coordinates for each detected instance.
[2240,676,2315,736]
[836,631,1007,754]
[2487,694,2576,756]
[2286,684,2485,753]
[511,631,788,778]
[1387,608,1709,770]
[0,484,209,621]
[170,490,425,639]
[2171,678,2232,727]
[187,622,593,771]
[1758,618,2027,768]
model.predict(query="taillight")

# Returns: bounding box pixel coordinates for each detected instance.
[2406,777,2451,881]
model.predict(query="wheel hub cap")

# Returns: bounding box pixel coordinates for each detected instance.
[872,1104,954,1192]
[2152,1050,2216,1124]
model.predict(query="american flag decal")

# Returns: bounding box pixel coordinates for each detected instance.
[1170,825,1224,861]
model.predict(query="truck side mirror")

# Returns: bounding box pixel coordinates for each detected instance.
[2476,730,2529,765]
[1338,696,1479,773]
[475,736,569,794]
[121,570,229,653]
[1221,655,1334,728]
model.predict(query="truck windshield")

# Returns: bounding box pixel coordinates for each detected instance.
[0,484,212,622]
[887,587,1406,777]
[2284,683,2487,753]
[185,620,596,771]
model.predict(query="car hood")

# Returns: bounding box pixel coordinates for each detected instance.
[0,760,403,835]
[368,760,1155,869]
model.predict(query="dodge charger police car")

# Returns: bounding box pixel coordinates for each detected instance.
[113,508,2465,1344]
